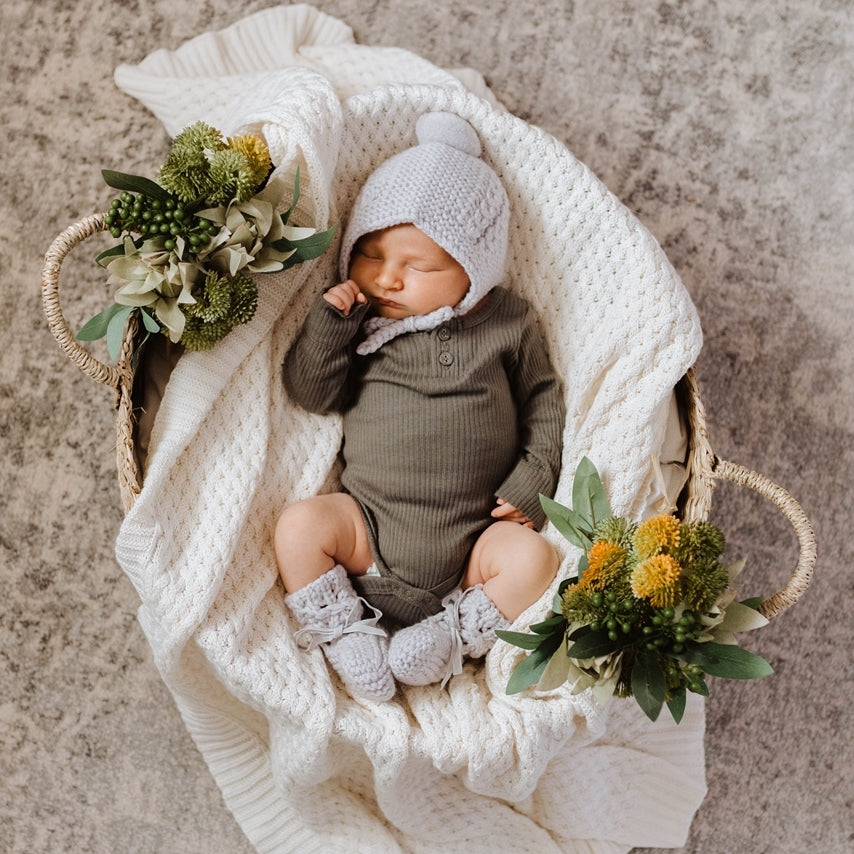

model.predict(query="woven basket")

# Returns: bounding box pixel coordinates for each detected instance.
[42,213,816,619]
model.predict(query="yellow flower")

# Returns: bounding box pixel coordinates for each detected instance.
[227,133,272,191]
[579,540,627,590]
[633,514,681,559]
[630,554,683,607]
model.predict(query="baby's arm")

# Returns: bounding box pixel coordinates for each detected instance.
[323,279,368,316]
[495,306,566,528]
[282,285,370,414]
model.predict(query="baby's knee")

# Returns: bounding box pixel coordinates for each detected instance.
[275,494,342,547]
[472,522,559,584]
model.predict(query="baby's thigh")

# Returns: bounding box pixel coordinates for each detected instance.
[275,492,373,571]
[464,522,558,596]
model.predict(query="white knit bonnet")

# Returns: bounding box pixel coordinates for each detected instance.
[339,112,510,355]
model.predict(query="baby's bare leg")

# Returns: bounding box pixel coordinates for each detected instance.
[274,493,374,592]
[463,521,559,621]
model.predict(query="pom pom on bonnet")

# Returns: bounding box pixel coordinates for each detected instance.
[339,112,510,355]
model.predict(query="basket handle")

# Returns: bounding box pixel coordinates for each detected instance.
[711,457,816,618]
[41,213,122,389]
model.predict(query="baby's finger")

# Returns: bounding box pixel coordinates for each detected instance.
[491,501,521,520]
[323,290,349,312]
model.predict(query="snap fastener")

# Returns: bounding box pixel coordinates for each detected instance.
[438,351,454,366]
[437,326,451,341]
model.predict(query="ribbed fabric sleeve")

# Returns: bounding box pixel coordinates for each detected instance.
[282,294,368,413]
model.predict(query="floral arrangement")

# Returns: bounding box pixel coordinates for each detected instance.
[78,121,335,356]
[497,458,773,723]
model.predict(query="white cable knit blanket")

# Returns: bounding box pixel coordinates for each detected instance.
[113,6,706,852]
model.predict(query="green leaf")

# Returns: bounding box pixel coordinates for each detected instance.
[95,242,128,267]
[553,577,577,613]
[679,641,774,680]
[274,223,337,264]
[495,629,545,651]
[539,494,593,550]
[105,305,135,359]
[632,645,667,721]
[504,631,565,694]
[102,169,174,204]
[740,596,764,610]
[572,456,611,527]
[76,302,128,342]
[537,644,573,692]
[139,307,161,334]
[666,688,687,723]
[688,674,710,696]
[529,614,567,635]
[576,551,589,580]
[567,627,622,659]
[281,166,301,225]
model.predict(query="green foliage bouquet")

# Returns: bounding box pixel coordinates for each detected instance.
[497,458,773,723]
[78,122,335,356]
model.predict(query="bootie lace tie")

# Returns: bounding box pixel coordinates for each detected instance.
[294,596,386,650]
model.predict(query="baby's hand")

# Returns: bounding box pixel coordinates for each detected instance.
[323,280,368,316]
[492,498,535,529]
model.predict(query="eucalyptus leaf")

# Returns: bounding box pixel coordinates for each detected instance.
[572,456,611,527]
[139,308,161,334]
[537,644,573,692]
[505,650,549,694]
[505,631,564,694]
[632,645,666,721]
[679,641,774,680]
[76,302,128,342]
[539,494,593,550]
[102,169,174,204]
[105,305,135,360]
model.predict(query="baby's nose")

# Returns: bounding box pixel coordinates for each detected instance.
[377,264,403,290]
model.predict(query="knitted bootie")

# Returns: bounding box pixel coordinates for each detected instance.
[286,565,395,701]
[388,585,509,687]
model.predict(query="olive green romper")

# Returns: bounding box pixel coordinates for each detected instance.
[283,287,565,625]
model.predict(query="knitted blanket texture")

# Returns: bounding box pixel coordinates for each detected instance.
[113,6,706,852]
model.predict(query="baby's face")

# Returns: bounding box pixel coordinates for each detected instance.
[349,224,470,319]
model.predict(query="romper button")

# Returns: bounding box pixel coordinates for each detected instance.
[437,326,451,341]
[438,351,454,366]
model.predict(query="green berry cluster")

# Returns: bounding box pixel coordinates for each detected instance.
[105,191,218,252]
[640,606,703,656]
[641,607,707,695]
[585,590,638,642]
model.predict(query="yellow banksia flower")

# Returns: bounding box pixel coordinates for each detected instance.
[631,554,683,607]
[228,134,272,191]
[633,514,681,559]
[579,540,627,591]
